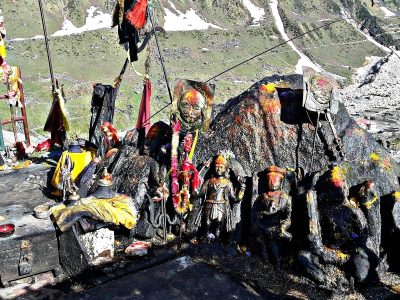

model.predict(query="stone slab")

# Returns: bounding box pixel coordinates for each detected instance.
[61,256,275,299]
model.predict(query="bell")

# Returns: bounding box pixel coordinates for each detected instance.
[92,185,117,199]
[68,141,82,153]
[92,168,116,199]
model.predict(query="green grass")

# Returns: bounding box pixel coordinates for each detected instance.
[1,26,299,138]
[278,0,386,78]
[0,0,395,140]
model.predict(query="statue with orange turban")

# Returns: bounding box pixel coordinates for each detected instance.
[298,165,373,291]
[252,166,292,270]
[196,154,246,241]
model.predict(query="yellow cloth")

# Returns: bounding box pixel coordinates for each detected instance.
[51,195,136,231]
[57,91,70,132]
[0,39,6,58]
[12,160,32,170]
[51,150,95,189]
[9,66,21,102]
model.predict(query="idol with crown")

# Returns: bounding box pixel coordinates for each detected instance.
[195,153,246,242]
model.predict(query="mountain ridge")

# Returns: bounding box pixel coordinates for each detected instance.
[0,0,398,139]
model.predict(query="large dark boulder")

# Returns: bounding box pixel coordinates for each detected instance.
[194,74,400,196]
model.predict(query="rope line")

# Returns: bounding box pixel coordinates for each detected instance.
[21,13,400,130]
[137,17,370,123]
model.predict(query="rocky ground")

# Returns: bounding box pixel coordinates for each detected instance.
[340,51,400,162]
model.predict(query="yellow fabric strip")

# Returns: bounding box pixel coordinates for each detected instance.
[188,129,199,162]
[57,90,70,131]
[0,39,6,58]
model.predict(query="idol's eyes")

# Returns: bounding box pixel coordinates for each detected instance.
[180,102,201,110]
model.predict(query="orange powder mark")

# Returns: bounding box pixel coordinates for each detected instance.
[330,166,344,188]
[370,153,380,161]
[260,83,276,94]
[381,158,392,170]
[183,89,201,105]
[235,115,242,125]
[260,99,281,114]
[215,155,227,166]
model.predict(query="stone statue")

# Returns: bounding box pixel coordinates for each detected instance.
[59,154,76,203]
[196,155,246,241]
[172,79,215,133]
[354,180,381,259]
[178,88,206,132]
[252,166,292,270]
[381,191,400,272]
[298,165,373,291]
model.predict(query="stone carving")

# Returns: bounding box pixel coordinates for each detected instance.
[299,166,377,290]
[172,79,215,133]
[252,166,292,269]
[196,155,245,241]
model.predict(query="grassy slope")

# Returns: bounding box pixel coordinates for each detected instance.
[0,0,114,38]
[278,0,386,78]
[0,0,393,139]
[0,26,298,137]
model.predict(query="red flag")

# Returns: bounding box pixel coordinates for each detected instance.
[136,79,151,134]
[125,0,149,30]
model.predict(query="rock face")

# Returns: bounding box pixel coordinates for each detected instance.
[340,53,400,161]
[97,73,400,291]
[194,74,400,197]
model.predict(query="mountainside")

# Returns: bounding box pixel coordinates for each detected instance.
[0,0,398,139]
[341,51,400,160]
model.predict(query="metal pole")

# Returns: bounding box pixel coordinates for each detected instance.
[148,8,173,103]
[38,0,56,91]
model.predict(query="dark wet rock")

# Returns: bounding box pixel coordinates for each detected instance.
[79,74,400,296]
[194,74,400,197]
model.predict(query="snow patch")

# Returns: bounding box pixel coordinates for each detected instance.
[12,35,44,41]
[380,6,396,17]
[163,1,223,31]
[269,0,321,74]
[12,6,111,41]
[53,6,112,37]
[242,0,265,25]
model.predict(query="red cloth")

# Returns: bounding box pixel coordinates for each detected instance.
[136,79,151,134]
[125,0,148,30]
[43,99,65,146]
[35,139,53,152]
[100,121,119,145]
